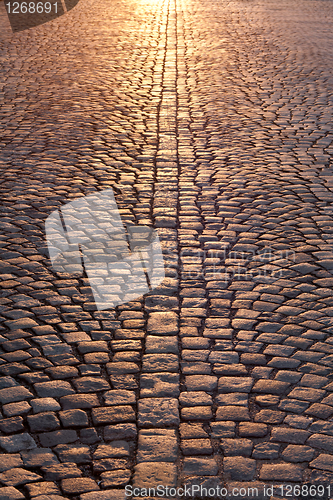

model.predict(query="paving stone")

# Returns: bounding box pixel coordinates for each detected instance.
[110,374,138,390]
[54,444,91,464]
[241,353,267,365]
[263,345,296,357]
[0,433,37,453]
[73,377,110,393]
[181,438,213,456]
[92,458,129,474]
[282,445,315,462]
[208,352,239,364]
[255,395,280,407]
[20,448,59,467]
[147,312,178,335]
[142,354,179,372]
[307,433,333,452]
[203,328,233,339]
[145,336,178,354]
[310,454,333,473]
[284,415,313,429]
[254,410,285,424]
[179,391,212,406]
[301,374,329,388]
[0,363,28,376]
[185,375,217,391]
[92,407,136,425]
[0,386,33,405]
[24,482,61,497]
[278,399,310,414]
[18,373,50,385]
[0,417,24,434]
[252,443,280,460]
[181,338,210,349]
[223,457,256,481]
[106,362,139,374]
[220,438,253,457]
[140,373,180,398]
[308,420,333,435]
[210,422,236,438]
[100,470,131,488]
[0,468,42,487]
[183,458,218,476]
[239,423,268,437]
[133,462,177,488]
[39,430,78,448]
[305,403,333,419]
[59,410,89,428]
[216,393,248,406]
[259,464,303,482]
[2,401,31,417]
[216,406,250,421]
[0,376,18,389]
[311,469,333,485]
[138,398,179,427]
[137,429,177,462]
[0,455,23,473]
[61,478,99,495]
[179,423,209,439]
[252,379,290,395]
[41,463,82,480]
[2,0,333,492]
[28,412,61,432]
[103,424,137,441]
[181,361,211,374]
[77,341,109,354]
[218,377,253,393]
[0,487,24,500]
[80,428,101,445]
[60,394,100,410]
[321,393,333,406]
[251,366,273,379]
[93,442,130,459]
[271,427,310,444]
[34,381,74,398]
[181,406,213,420]
[288,387,326,402]
[104,390,135,405]
[30,398,61,413]
[267,357,301,369]
[46,366,79,379]
[5,318,39,330]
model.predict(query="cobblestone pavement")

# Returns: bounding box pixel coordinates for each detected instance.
[1,0,333,498]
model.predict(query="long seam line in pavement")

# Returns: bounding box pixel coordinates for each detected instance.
[133,0,182,489]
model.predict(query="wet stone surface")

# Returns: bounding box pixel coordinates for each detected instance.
[1,0,333,498]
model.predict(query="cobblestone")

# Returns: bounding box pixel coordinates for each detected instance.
[1,0,333,493]
[223,457,256,481]
[0,487,24,500]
